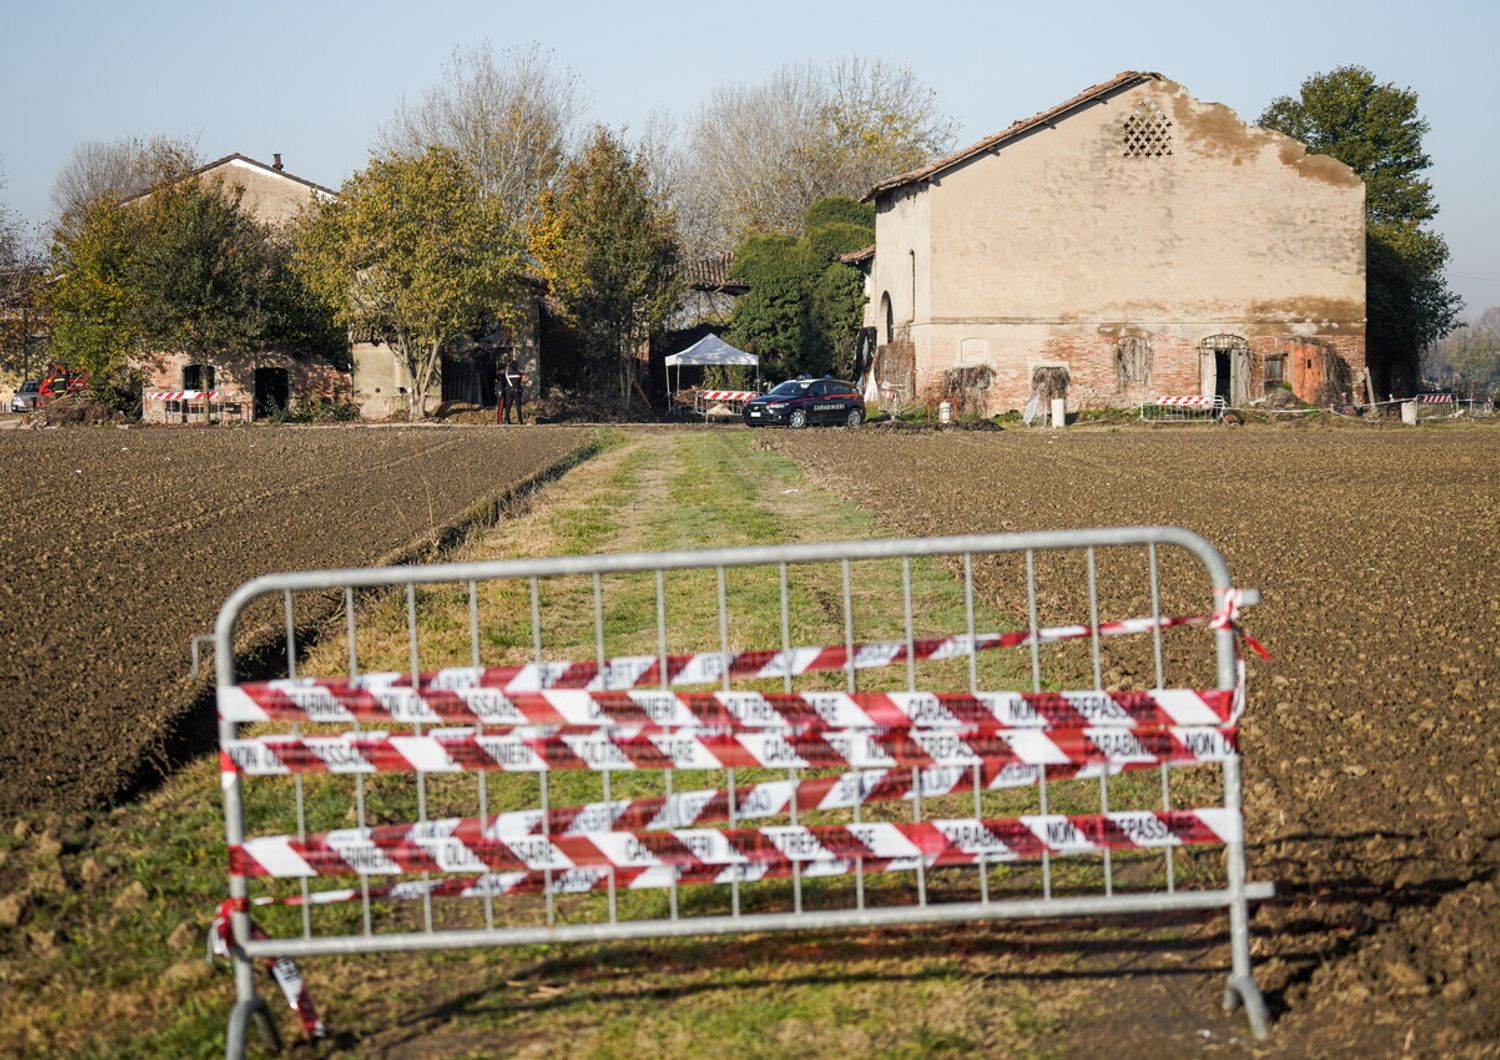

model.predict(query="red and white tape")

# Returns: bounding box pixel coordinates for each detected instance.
[210,900,324,1039]
[1153,395,1217,407]
[221,723,1238,776]
[231,809,1240,879]
[221,685,1236,731]
[445,760,1156,836]
[222,603,1264,725]
[233,759,1166,858]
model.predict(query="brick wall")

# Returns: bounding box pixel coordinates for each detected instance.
[909,330,1366,413]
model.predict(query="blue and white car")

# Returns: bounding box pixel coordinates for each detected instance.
[743,378,865,428]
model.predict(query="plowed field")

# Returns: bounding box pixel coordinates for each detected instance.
[765,426,1500,1055]
[0,425,590,815]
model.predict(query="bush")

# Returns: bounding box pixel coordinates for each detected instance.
[266,398,361,424]
[83,367,146,419]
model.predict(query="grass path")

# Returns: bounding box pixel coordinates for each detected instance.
[0,429,1228,1058]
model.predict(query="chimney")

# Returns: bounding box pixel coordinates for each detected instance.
[272,153,283,171]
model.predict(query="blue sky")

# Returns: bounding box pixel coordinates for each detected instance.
[2,0,1495,317]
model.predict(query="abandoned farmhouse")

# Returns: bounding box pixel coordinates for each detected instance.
[97,70,1371,421]
[856,71,1369,413]
[124,152,543,422]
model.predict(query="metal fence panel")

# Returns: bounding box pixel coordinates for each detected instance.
[212,527,1272,1056]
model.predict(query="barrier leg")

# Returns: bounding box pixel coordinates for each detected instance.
[1221,756,1269,1039]
[225,991,281,1059]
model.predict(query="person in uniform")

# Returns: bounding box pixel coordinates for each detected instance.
[500,364,524,424]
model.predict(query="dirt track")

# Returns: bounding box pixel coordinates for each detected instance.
[0,425,589,815]
[765,425,1500,1056]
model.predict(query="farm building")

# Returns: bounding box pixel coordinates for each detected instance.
[125,152,543,421]
[856,72,1369,415]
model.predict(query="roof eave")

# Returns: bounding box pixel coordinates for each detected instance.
[862,71,1162,202]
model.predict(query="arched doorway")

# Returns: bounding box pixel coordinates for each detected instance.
[880,292,894,342]
[1198,334,1250,405]
[254,366,290,418]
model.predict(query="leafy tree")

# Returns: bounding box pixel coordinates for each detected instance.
[1260,66,1462,393]
[294,146,524,417]
[727,196,873,378]
[530,128,681,408]
[726,234,808,379]
[42,196,143,385]
[805,196,875,232]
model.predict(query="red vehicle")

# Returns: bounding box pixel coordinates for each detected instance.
[35,363,88,407]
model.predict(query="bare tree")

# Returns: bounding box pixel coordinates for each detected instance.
[49,134,200,228]
[1,162,48,379]
[678,58,956,253]
[378,42,587,228]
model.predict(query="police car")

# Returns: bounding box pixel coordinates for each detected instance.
[742,377,865,428]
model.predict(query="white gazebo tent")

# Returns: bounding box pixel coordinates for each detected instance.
[664,334,760,409]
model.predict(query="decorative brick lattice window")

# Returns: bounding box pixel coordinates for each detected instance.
[1122,99,1173,158]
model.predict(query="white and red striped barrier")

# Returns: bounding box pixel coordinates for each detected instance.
[221,723,1237,776]
[230,809,1240,879]
[1417,393,1454,403]
[221,605,1264,726]
[1154,395,1217,407]
[221,685,1236,731]
[238,759,1187,858]
[150,390,221,400]
[699,390,757,402]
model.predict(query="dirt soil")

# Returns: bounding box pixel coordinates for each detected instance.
[763,426,1500,1057]
[0,424,590,816]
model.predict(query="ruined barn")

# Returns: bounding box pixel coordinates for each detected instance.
[857,72,1368,414]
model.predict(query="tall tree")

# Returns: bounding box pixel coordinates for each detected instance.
[1260,66,1462,394]
[49,134,198,233]
[0,164,48,379]
[1429,307,1500,391]
[726,234,808,380]
[727,196,874,378]
[530,128,681,408]
[293,146,523,417]
[679,58,954,254]
[378,42,585,229]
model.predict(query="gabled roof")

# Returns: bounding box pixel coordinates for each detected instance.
[119,152,337,206]
[839,245,875,265]
[864,71,1161,201]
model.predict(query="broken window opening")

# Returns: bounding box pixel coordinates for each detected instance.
[1115,335,1153,390]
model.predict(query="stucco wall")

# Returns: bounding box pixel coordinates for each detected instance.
[199,159,329,228]
[869,186,931,342]
[872,77,1367,412]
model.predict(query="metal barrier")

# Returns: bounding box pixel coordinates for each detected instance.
[695,389,757,419]
[212,527,1273,1056]
[1417,394,1493,420]
[143,389,251,424]
[1140,395,1226,423]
